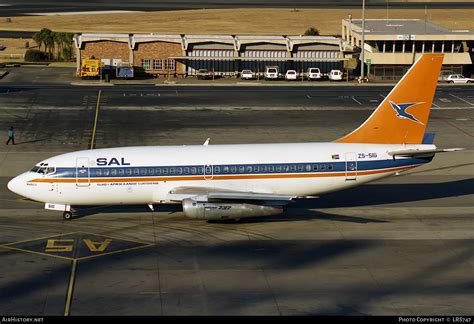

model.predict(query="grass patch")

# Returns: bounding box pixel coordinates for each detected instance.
[0,8,471,35]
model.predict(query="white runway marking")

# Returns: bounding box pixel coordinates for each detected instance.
[450,94,474,106]
[431,101,441,109]
[351,96,362,105]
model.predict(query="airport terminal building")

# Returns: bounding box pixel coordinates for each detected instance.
[74,19,473,80]
[342,18,474,80]
[73,33,344,78]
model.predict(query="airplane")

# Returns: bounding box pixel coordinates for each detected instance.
[7,54,463,221]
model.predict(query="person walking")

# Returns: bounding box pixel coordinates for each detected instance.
[6,126,15,145]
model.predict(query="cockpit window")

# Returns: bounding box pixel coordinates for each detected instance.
[31,166,55,175]
[39,167,55,175]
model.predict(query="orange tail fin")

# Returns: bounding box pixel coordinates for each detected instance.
[337,54,444,144]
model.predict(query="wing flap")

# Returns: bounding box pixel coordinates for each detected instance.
[168,186,317,202]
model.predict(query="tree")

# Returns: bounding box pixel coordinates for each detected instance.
[31,28,74,61]
[54,32,63,59]
[304,27,320,36]
[32,31,43,51]
[44,30,55,59]
[60,32,74,61]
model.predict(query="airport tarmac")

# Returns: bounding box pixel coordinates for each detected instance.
[0,85,473,315]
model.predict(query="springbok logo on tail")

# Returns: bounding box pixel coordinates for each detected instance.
[389,101,424,125]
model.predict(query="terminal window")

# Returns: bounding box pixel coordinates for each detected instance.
[153,59,163,70]
[141,59,151,70]
[168,59,175,70]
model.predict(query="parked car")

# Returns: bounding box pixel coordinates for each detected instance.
[438,70,456,81]
[196,69,212,80]
[445,74,474,84]
[306,67,322,80]
[328,69,343,81]
[264,66,280,80]
[240,69,256,80]
[0,44,6,51]
[285,70,298,81]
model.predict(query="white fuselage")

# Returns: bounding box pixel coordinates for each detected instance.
[8,142,434,206]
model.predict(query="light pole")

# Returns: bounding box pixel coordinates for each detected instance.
[360,0,366,81]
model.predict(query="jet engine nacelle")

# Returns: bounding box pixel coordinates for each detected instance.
[182,198,283,220]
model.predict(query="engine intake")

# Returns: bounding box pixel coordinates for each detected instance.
[182,198,283,220]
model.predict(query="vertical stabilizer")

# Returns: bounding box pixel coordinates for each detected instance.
[337,54,444,144]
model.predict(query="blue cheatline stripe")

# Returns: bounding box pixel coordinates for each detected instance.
[45,157,431,179]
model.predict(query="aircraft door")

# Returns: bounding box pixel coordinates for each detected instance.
[204,164,213,180]
[345,152,357,181]
[76,157,90,187]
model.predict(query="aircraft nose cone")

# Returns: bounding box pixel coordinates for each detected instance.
[7,176,22,195]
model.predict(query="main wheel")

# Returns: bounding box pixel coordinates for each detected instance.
[63,211,73,220]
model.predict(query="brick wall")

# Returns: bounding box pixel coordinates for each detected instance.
[133,41,185,75]
[81,41,130,64]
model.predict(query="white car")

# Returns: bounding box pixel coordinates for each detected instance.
[264,66,280,80]
[329,69,343,81]
[445,74,474,84]
[240,69,255,80]
[306,67,322,80]
[285,70,298,81]
[438,70,456,81]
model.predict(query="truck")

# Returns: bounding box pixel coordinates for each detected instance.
[116,64,134,79]
[80,59,100,78]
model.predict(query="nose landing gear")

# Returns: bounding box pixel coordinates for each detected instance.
[63,211,73,220]
[45,203,74,220]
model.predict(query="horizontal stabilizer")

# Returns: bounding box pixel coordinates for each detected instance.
[388,147,464,158]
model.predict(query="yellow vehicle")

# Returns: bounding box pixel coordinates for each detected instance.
[80,59,100,78]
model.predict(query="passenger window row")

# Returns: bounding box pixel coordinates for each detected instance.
[92,164,334,177]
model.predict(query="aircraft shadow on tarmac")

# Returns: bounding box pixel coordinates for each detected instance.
[72,178,474,223]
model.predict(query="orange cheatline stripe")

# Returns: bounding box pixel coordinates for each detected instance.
[30,175,204,183]
[28,164,419,184]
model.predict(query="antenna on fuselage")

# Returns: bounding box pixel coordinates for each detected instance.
[203,138,210,146]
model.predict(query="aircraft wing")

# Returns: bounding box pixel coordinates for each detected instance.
[167,186,317,203]
[388,148,463,158]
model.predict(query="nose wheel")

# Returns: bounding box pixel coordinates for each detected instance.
[63,211,73,220]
